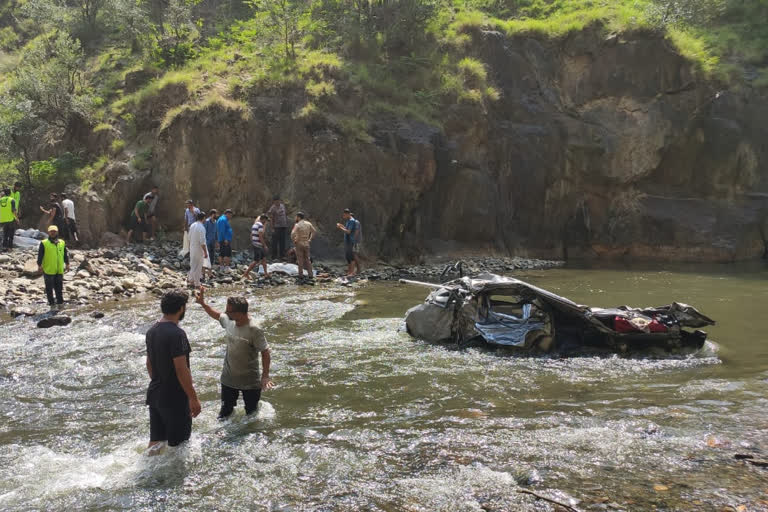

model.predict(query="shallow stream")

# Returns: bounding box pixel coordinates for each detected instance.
[1,264,767,511]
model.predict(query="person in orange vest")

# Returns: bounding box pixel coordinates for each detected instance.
[37,225,70,306]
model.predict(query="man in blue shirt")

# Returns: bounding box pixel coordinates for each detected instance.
[204,209,219,278]
[336,208,360,277]
[217,208,234,269]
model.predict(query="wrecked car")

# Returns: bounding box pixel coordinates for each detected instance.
[403,274,715,354]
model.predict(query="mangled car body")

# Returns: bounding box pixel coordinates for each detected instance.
[404,274,715,353]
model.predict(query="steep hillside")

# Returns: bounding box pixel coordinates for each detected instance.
[2,0,768,261]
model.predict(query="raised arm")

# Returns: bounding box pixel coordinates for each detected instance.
[195,286,221,320]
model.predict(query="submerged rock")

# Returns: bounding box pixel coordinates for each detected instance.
[37,316,72,328]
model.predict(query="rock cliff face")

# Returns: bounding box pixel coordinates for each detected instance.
[89,28,768,262]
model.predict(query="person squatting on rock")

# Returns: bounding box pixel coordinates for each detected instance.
[37,225,70,306]
[291,211,316,282]
[146,290,201,452]
[336,208,362,276]
[195,286,273,419]
[204,209,219,279]
[126,193,153,244]
[188,211,209,287]
[243,214,269,280]
[267,195,288,260]
[60,193,79,243]
[0,188,18,251]
[217,208,234,269]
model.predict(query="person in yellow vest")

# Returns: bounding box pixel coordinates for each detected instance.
[37,225,70,306]
[12,182,21,219]
[1,188,17,251]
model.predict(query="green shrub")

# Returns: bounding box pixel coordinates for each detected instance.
[110,138,126,155]
[131,148,153,171]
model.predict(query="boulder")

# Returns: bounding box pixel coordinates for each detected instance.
[10,306,37,317]
[100,232,126,249]
[22,259,40,277]
[37,316,72,328]
[91,311,105,319]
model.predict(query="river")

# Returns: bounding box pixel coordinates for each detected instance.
[1,264,766,511]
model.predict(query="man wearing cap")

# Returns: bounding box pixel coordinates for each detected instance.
[1,188,18,251]
[291,211,316,282]
[37,225,70,306]
[216,209,234,269]
[267,196,288,260]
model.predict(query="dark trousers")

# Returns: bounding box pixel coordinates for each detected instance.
[271,227,287,260]
[2,222,14,249]
[44,273,64,305]
[218,383,261,419]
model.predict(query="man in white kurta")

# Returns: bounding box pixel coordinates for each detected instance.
[188,212,208,287]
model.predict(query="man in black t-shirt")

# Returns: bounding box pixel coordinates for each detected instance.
[145,290,201,450]
[39,193,68,240]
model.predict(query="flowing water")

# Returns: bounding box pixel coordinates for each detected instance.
[1,264,767,511]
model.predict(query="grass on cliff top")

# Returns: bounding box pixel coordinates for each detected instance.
[444,0,728,79]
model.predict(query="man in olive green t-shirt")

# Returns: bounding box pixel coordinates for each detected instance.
[125,194,152,243]
[196,286,273,419]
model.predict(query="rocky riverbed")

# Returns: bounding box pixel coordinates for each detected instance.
[0,236,563,319]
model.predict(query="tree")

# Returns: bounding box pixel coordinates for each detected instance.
[251,0,309,59]
[0,31,94,187]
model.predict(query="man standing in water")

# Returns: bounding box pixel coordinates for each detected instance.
[146,290,201,450]
[37,225,69,306]
[195,286,273,419]
[188,211,208,287]
[291,211,316,282]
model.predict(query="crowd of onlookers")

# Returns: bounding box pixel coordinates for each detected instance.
[125,189,364,286]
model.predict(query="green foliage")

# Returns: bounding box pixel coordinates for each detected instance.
[0,26,19,51]
[0,31,94,186]
[131,147,153,170]
[30,152,83,188]
[110,138,125,154]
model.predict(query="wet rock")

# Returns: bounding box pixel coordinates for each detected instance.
[37,315,72,328]
[11,306,37,317]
